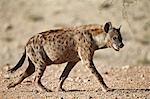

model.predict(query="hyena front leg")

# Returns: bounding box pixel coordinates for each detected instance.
[57,59,79,91]
[84,60,112,92]
[78,47,112,92]
[7,58,35,89]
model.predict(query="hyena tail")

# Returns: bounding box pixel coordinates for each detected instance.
[8,49,26,73]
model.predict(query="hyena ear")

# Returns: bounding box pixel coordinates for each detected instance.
[104,22,112,33]
[118,25,121,31]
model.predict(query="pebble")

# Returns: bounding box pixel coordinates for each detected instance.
[104,71,109,75]
[3,74,10,79]
[140,74,145,80]
[67,77,73,81]
[4,24,13,31]
[122,65,130,70]
[133,94,136,97]
[83,79,90,83]
[32,89,39,94]
[75,77,82,83]
[3,64,11,71]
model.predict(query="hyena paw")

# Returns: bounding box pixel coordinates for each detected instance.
[7,83,16,89]
[57,87,66,92]
[96,87,114,92]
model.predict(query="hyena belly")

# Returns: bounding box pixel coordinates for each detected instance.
[42,32,79,64]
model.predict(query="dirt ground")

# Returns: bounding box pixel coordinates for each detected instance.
[0,65,150,99]
[0,0,150,99]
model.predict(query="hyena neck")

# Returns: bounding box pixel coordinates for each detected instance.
[93,32,109,50]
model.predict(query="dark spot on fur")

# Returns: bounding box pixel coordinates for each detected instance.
[32,53,35,56]
[69,37,71,40]
[52,38,55,41]
[40,68,44,72]
[53,49,56,52]
[65,41,68,45]
[35,46,39,49]
[57,40,61,43]
[78,37,81,41]
[61,36,64,40]
[72,41,75,46]
[36,59,39,61]
[34,61,37,64]
[61,47,64,51]
[83,39,86,43]
[54,35,56,38]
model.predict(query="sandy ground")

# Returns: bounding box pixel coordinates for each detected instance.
[0,0,150,98]
[0,65,150,98]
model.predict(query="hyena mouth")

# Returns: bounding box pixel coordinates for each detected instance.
[112,43,119,51]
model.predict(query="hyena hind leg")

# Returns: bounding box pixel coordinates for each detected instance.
[57,60,79,91]
[34,63,52,92]
[7,58,35,89]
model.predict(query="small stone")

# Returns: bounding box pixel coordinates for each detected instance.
[3,64,11,71]
[133,94,136,97]
[122,65,130,70]
[67,77,73,81]
[104,71,109,75]
[75,77,82,83]
[83,79,90,83]
[33,89,39,94]
[5,24,13,31]
[3,74,10,79]
[140,74,145,80]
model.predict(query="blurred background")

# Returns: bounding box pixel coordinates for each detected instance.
[0,0,150,67]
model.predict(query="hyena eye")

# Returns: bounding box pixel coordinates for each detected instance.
[113,37,117,40]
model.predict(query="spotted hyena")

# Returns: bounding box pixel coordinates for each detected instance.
[7,22,124,92]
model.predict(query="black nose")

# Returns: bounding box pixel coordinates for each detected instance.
[119,43,124,48]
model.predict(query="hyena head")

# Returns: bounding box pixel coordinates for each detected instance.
[104,22,124,51]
